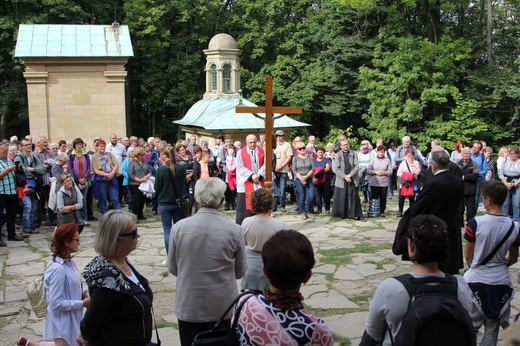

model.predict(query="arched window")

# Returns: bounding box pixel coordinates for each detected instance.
[210,64,217,91]
[222,64,232,92]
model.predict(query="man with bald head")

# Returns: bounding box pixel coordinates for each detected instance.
[235,134,266,225]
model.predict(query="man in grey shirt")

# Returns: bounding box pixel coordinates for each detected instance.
[167,177,246,346]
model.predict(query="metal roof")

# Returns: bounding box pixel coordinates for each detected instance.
[14,24,133,58]
[174,97,310,130]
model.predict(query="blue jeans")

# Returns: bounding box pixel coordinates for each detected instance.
[98,181,121,214]
[159,204,180,253]
[503,187,520,221]
[21,195,33,232]
[475,177,484,207]
[275,172,288,208]
[294,177,314,214]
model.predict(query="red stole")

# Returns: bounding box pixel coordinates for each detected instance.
[240,146,265,210]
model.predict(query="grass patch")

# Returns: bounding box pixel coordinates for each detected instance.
[305,306,362,317]
[160,271,169,277]
[318,243,392,265]
[156,320,178,329]
[349,294,369,305]
[365,257,396,270]
[333,333,351,346]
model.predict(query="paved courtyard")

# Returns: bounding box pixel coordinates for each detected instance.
[1,198,519,345]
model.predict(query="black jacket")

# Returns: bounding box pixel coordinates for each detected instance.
[81,256,153,346]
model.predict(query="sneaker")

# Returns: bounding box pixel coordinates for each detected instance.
[161,259,167,266]
[0,239,6,247]
[307,214,315,219]
[280,207,286,212]
[380,213,386,218]
[87,216,98,221]
[398,212,403,217]
[83,220,90,226]
[301,214,307,220]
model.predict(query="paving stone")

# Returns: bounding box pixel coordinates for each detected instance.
[324,312,368,339]
[335,266,365,281]
[6,251,42,266]
[0,307,20,317]
[4,290,27,303]
[313,264,336,274]
[300,284,329,299]
[0,290,4,303]
[305,292,359,309]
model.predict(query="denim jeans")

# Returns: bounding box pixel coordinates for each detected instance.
[98,181,121,214]
[159,204,180,253]
[21,193,36,232]
[275,172,288,208]
[503,187,520,221]
[294,177,314,214]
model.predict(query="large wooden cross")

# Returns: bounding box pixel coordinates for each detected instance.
[236,76,302,190]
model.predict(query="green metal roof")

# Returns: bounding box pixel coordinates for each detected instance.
[174,97,310,130]
[14,24,133,58]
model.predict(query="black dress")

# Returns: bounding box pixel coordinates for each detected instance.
[332,151,362,219]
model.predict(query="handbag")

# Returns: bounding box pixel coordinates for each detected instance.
[400,161,415,197]
[27,275,47,318]
[192,291,260,346]
[171,170,191,219]
[15,165,27,187]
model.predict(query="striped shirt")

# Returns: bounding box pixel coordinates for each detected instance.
[0,158,17,195]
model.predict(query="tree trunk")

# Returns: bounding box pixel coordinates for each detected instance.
[487,0,493,65]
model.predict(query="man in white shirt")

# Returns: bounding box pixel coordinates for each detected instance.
[106,133,127,204]
[274,130,292,212]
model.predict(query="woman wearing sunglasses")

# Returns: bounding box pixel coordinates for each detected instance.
[78,210,155,346]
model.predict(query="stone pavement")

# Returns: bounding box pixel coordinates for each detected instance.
[1,199,519,346]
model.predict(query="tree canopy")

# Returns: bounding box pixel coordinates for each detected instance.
[1,0,518,150]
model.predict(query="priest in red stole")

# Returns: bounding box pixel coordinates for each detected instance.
[236,134,266,225]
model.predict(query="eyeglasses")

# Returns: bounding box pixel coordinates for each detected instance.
[71,238,80,242]
[119,228,139,239]
[276,135,283,137]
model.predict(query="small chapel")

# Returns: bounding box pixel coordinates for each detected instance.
[174,33,309,147]
[14,23,133,142]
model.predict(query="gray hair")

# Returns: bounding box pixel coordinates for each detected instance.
[94,210,137,258]
[461,147,471,154]
[430,151,449,169]
[49,142,58,149]
[201,140,209,147]
[195,177,226,208]
[57,153,69,162]
[402,136,411,142]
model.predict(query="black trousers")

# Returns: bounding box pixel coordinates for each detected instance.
[178,319,230,346]
[129,185,145,218]
[0,194,18,237]
[371,186,388,214]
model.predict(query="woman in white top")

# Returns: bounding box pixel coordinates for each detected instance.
[241,189,286,291]
[498,147,520,221]
[358,140,372,203]
[19,223,90,346]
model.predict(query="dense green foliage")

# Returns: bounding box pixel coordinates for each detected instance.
[0,0,518,150]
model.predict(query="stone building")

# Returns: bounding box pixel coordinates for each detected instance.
[14,23,133,143]
[174,33,309,147]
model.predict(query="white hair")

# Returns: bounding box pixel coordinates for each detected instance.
[195,177,226,208]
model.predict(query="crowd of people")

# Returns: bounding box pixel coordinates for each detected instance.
[4,130,520,345]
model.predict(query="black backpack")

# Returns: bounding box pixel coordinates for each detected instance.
[392,274,476,346]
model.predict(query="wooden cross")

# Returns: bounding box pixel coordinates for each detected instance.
[235,76,302,190]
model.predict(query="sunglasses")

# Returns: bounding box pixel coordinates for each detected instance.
[119,228,139,239]
[298,148,306,151]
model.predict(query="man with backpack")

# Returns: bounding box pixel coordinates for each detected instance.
[362,215,475,346]
[464,180,520,345]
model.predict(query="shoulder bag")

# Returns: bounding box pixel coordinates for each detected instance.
[170,169,191,219]
[192,291,260,346]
